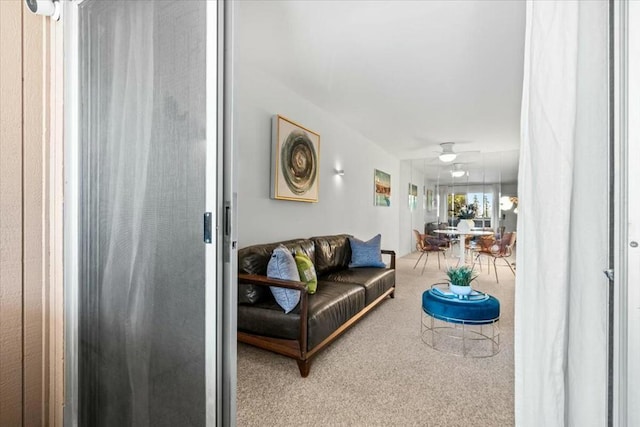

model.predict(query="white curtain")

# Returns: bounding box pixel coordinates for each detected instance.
[516,1,609,426]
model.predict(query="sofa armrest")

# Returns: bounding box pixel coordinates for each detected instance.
[381,249,396,270]
[237,273,310,358]
[238,273,307,291]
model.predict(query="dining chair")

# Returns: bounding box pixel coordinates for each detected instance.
[471,231,516,283]
[497,225,506,240]
[469,235,495,272]
[413,229,448,274]
[436,222,459,255]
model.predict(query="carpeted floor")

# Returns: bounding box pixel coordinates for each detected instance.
[237,251,516,426]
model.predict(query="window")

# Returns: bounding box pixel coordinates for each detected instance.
[447,193,493,218]
[468,192,493,218]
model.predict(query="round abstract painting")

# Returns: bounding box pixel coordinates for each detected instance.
[280,130,317,195]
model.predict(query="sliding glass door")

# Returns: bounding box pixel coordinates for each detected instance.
[63,1,233,425]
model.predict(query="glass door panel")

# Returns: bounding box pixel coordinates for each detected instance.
[77,1,207,425]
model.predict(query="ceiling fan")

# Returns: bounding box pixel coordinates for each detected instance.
[436,142,480,163]
[450,163,468,178]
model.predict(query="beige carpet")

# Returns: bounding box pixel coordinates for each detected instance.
[237,251,515,426]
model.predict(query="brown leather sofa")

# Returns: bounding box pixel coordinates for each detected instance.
[237,234,396,377]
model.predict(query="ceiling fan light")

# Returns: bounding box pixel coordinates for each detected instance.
[438,142,458,163]
[451,170,466,178]
[439,153,457,163]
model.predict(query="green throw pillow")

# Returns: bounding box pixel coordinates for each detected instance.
[295,253,318,294]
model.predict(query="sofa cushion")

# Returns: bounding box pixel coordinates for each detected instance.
[295,252,318,294]
[310,234,352,276]
[323,268,395,305]
[306,281,365,349]
[237,284,264,306]
[348,234,386,268]
[237,281,365,350]
[238,239,315,304]
[267,245,301,313]
[238,297,297,341]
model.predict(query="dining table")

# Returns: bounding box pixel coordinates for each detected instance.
[433,229,494,263]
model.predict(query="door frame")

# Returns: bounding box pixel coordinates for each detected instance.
[59,1,235,425]
[612,0,640,425]
[48,9,65,426]
[219,0,238,425]
[625,4,640,424]
[212,0,238,425]
[61,2,80,422]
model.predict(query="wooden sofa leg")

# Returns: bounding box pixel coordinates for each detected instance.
[297,359,311,377]
[389,288,395,298]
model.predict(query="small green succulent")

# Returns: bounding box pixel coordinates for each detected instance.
[445,266,478,287]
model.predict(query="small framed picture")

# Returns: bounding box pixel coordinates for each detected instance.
[374,169,391,207]
[409,183,418,210]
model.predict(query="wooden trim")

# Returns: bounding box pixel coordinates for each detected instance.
[381,249,396,269]
[237,332,301,358]
[298,288,308,359]
[238,273,307,291]
[296,359,311,377]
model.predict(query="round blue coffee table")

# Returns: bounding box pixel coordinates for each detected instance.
[421,283,500,357]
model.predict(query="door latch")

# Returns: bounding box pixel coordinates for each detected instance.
[203,212,212,244]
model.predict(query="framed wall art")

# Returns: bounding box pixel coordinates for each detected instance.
[271,115,320,202]
[374,169,391,207]
[409,183,418,210]
[427,189,434,211]
[423,186,427,210]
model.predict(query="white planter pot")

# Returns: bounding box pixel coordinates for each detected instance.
[449,283,473,296]
[457,219,475,233]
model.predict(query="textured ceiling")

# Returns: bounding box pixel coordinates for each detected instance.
[236,0,526,184]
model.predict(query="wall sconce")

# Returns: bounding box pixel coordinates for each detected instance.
[500,196,519,211]
[499,196,513,210]
[335,169,345,176]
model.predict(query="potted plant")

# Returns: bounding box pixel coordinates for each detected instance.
[456,204,477,232]
[457,204,477,219]
[446,265,477,296]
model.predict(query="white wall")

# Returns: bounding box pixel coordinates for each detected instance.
[235,66,400,253]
